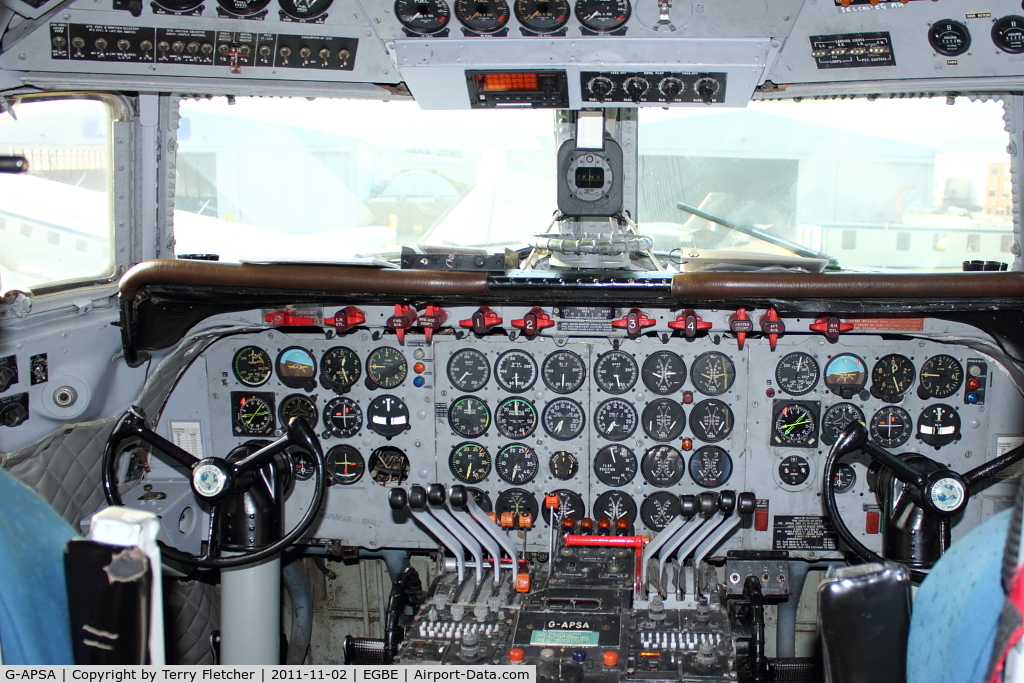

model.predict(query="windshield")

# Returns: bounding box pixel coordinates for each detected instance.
[173,96,1013,271]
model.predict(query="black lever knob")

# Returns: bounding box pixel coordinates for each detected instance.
[737,492,757,515]
[408,485,427,510]
[718,490,736,515]
[427,483,446,506]
[389,488,408,511]
[449,485,468,508]
[697,492,718,517]
[680,494,697,518]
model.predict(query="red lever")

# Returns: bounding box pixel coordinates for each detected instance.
[809,316,854,341]
[511,307,555,336]
[323,306,366,333]
[728,308,753,349]
[667,309,712,338]
[611,308,656,337]
[263,310,315,326]
[758,307,785,351]
[386,303,418,343]
[459,306,503,335]
[418,304,448,343]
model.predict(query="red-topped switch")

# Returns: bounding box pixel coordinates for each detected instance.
[668,309,712,338]
[758,307,785,351]
[728,308,754,349]
[755,508,769,532]
[866,511,880,535]
[809,316,854,342]
[418,304,448,343]
[263,310,315,326]
[459,306,502,335]
[324,306,365,333]
[611,308,656,337]
[386,304,417,343]
[511,307,555,336]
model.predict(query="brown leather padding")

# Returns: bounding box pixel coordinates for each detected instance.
[671,272,1024,301]
[119,259,490,301]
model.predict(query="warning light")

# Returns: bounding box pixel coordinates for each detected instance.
[967,378,982,391]
[479,72,539,91]
[681,438,693,451]
[413,362,426,374]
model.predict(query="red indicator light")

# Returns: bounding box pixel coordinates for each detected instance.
[681,438,693,451]
[766,388,776,398]
[682,391,694,404]
[967,378,982,390]
[481,73,539,91]
[413,362,426,374]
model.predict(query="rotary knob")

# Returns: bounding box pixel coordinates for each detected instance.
[587,76,614,102]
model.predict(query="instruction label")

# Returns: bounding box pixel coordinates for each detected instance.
[773,515,839,551]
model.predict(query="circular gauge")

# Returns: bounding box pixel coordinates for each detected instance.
[823,354,868,398]
[688,399,733,443]
[642,351,686,395]
[495,488,539,520]
[279,393,318,429]
[641,445,685,487]
[455,0,510,32]
[541,489,586,524]
[366,347,408,389]
[447,348,490,392]
[542,350,587,394]
[641,491,681,531]
[217,0,271,16]
[152,0,203,11]
[449,442,491,484]
[395,0,451,33]
[594,350,638,394]
[323,396,362,438]
[689,446,733,488]
[869,406,913,449]
[233,346,272,387]
[775,352,820,396]
[495,397,538,439]
[919,355,964,399]
[368,446,409,487]
[549,451,579,480]
[365,395,410,438]
[279,0,332,19]
[641,398,685,442]
[820,403,865,446]
[448,396,491,438]
[496,443,539,485]
[276,347,317,390]
[594,398,638,441]
[928,19,971,55]
[290,450,315,480]
[327,445,365,485]
[233,394,274,436]
[593,444,637,487]
[495,350,537,393]
[771,403,818,447]
[690,352,736,396]
[833,463,856,494]
[778,455,811,487]
[320,347,361,391]
[594,490,637,524]
[917,404,961,448]
[514,0,570,33]
[574,0,630,32]
[871,354,916,402]
[467,487,493,513]
[993,15,1024,53]
[542,398,586,440]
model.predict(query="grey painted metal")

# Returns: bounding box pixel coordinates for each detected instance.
[658,517,705,575]
[220,554,282,665]
[1007,94,1023,272]
[411,506,466,583]
[428,504,484,582]
[676,516,728,572]
[465,495,518,566]
[776,560,810,659]
[136,94,159,262]
[691,514,742,567]
[450,506,503,584]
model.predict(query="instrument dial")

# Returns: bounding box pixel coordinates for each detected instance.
[395,0,451,33]
[448,396,491,438]
[495,397,538,439]
[496,443,539,485]
[495,488,539,520]
[368,446,409,486]
[690,352,736,396]
[495,350,537,393]
[778,455,811,487]
[594,398,638,441]
[449,442,491,484]
[593,490,637,524]
[323,396,362,438]
[689,446,733,488]
[771,402,819,447]
[233,346,272,387]
[232,393,275,436]
[514,0,570,33]
[366,395,410,438]
[594,350,638,394]
[917,404,961,448]
[918,355,964,399]
[641,491,681,531]
[641,445,685,487]
[542,350,587,394]
[320,347,361,391]
[217,0,271,17]
[593,444,637,487]
[642,351,686,394]
[641,398,685,442]
[820,403,865,446]
[291,450,315,480]
[541,489,586,524]
[327,445,365,485]
[276,347,317,390]
[542,398,586,440]
[455,0,510,33]
[992,15,1024,53]
[279,0,332,20]
[366,347,408,389]
[833,463,857,494]
[775,352,820,396]
[549,451,579,480]
[574,0,630,32]
[871,354,916,402]
[823,354,868,399]
[928,19,971,56]
[688,399,733,443]
[279,394,318,429]
[447,348,490,392]
[467,487,493,513]
[869,406,913,448]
